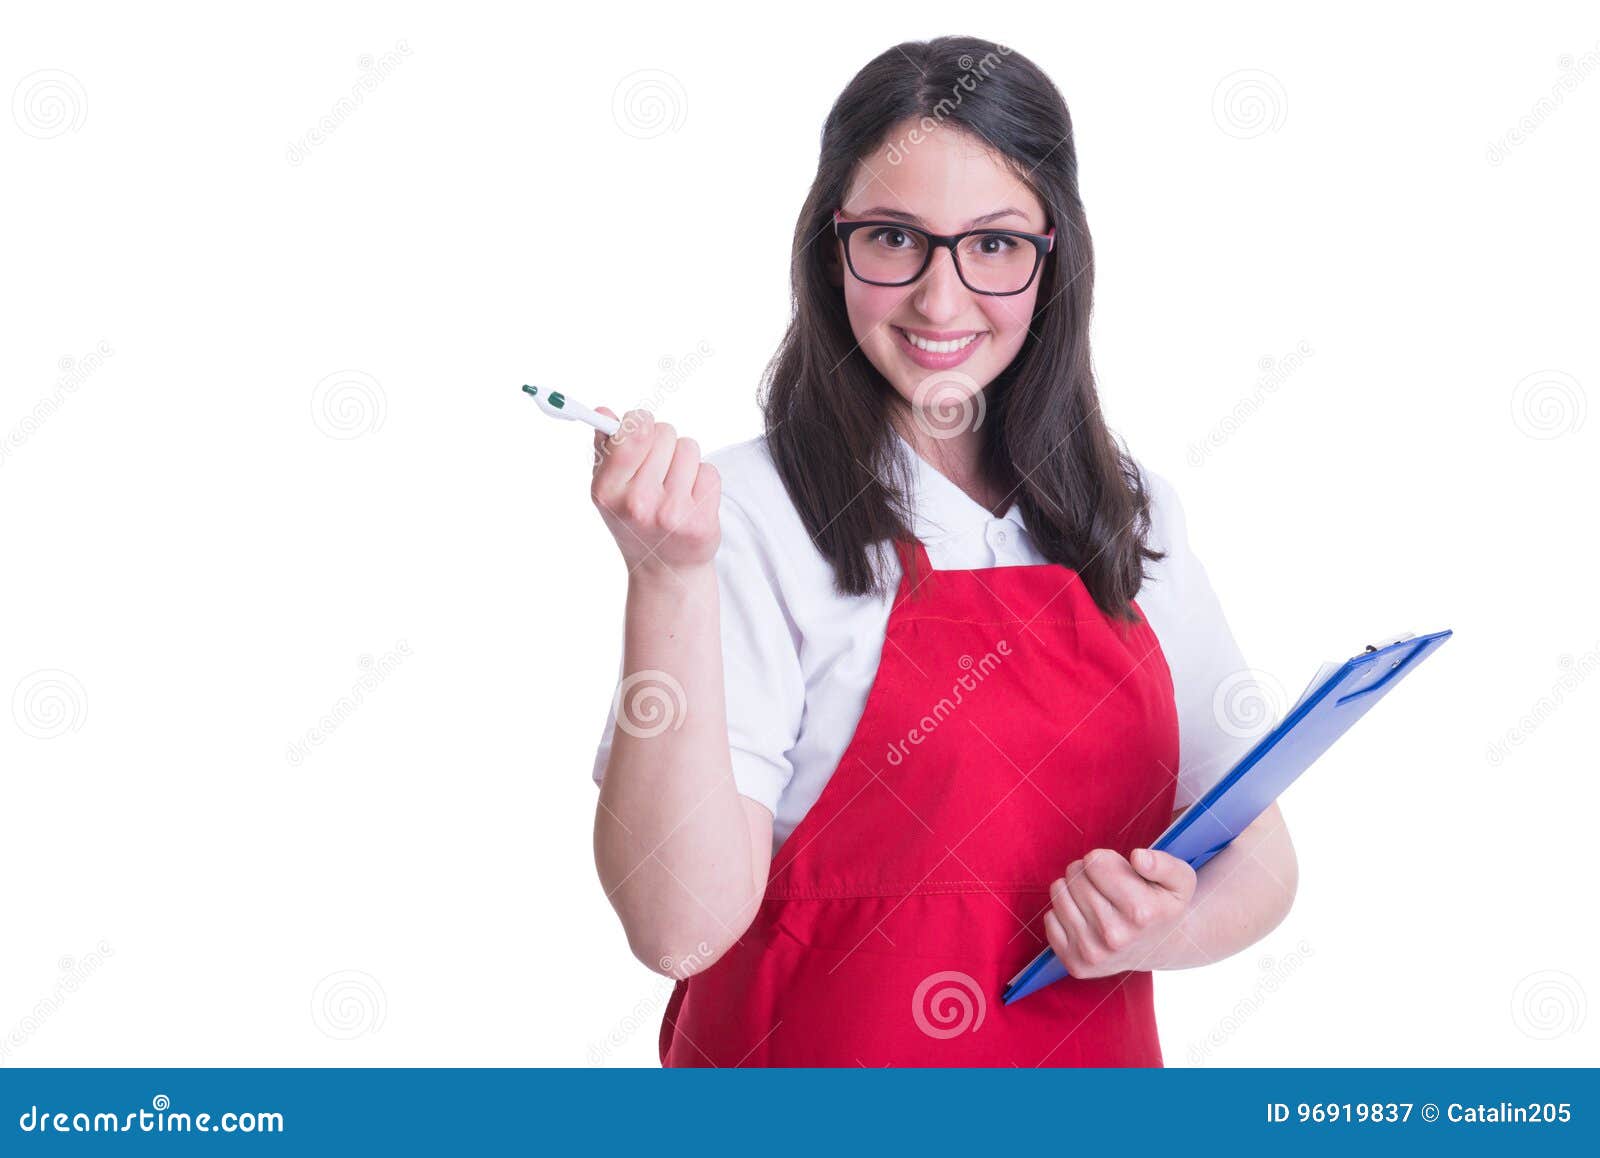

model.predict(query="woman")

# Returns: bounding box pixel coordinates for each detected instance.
[587,35,1298,1067]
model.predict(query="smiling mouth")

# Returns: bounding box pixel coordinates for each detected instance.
[893,327,987,353]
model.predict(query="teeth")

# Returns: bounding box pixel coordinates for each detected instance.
[902,330,979,354]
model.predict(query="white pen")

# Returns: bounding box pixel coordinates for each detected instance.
[520,384,621,437]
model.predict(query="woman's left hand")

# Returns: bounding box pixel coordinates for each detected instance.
[1044,847,1197,978]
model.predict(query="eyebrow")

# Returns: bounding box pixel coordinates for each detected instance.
[851,206,1032,229]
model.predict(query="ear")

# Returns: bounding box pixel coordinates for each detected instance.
[1033,256,1056,309]
[824,240,844,288]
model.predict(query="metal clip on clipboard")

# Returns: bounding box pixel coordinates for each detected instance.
[1001,628,1454,1005]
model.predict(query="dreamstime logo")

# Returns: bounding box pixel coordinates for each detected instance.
[1486,643,1600,766]
[0,341,115,470]
[11,669,88,740]
[656,941,713,980]
[912,971,986,1039]
[885,644,1011,767]
[12,69,87,139]
[1486,43,1600,165]
[613,669,687,739]
[1188,341,1314,466]
[587,942,713,1064]
[588,977,676,1065]
[1212,70,1288,140]
[1186,940,1314,1065]
[0,940,114,1065]
[883,45,1015,163]
[592,341,715,470]
[310,970,387,1040]
[645,342,714,411]
[1510,970,1586,1040]
[311,369,387,439]
[612,70,687,139]
[912,369,985,440]
[285,42,412,165]
[285,641,412,765]
[592,411,650,471]
[1211,668,1286,740]
[1509,369,1586,440]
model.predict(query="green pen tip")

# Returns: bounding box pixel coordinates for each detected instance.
[521,384,538,397]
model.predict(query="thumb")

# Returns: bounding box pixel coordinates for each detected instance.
[1131,847,1194,895]
[592,406,618,448]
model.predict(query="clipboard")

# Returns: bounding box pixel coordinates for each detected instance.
[1001,628,1454,1005]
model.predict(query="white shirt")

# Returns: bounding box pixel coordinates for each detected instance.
[591,431,1256,857]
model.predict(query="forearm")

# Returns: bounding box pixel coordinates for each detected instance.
[1145,803,1299,970]
[593,565,758,971]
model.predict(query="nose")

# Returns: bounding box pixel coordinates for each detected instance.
[909,245,964,322]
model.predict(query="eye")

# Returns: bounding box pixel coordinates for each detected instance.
[866,227,917,250]
[970,233,1021,257]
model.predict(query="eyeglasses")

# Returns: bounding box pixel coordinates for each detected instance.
[832,210,1055,297]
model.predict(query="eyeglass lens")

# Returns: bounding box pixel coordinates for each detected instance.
[846,225,1038,293]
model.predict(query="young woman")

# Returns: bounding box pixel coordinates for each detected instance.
[587,36,1298,1067]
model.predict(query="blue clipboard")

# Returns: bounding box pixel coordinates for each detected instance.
[1002,628,1454,1005]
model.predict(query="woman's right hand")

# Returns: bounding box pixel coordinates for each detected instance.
[590,407,721,578]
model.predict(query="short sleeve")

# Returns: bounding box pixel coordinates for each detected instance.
[590,490,806,818]
[1139,469,1259,812]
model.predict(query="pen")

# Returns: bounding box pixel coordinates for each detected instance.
[521,384,621,437]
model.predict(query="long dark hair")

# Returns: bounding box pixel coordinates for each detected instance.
[759,35,1162,624]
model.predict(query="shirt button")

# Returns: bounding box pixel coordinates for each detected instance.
[995,528,1008,545]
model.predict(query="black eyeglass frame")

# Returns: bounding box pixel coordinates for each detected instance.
[831,209,1056,297]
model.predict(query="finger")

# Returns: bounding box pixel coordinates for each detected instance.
[661,436,700,503]
[690,460,720,505]
[1130,847,1196,898]
[592,406,618,471]
[608,406,650,447]
[594,409,655,494]
[634,421,678,491]
[1043,909,1073,966]
[1082,847,1159,924]
[1066,857,1127,949]
[1050,876,1102,964]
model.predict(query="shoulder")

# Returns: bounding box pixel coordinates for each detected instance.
[704,435,816,563]
[1127,457,1212,656]
[1126,457,1255,806]
[702,435,822,594]
[1131,459,1189,587]
[703,434,876,617]
[705,434,786,514]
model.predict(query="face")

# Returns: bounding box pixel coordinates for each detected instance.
[831,119,1050,437]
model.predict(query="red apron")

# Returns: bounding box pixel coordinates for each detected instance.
[660,536,1180,1067]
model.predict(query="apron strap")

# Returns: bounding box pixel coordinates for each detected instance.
[892,536,934,596]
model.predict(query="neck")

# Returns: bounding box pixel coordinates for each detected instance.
[890,409,1008,518]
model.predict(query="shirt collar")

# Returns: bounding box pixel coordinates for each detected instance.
[892,429,1027,546]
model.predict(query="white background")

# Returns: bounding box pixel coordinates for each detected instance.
[2,1,1596,1067]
